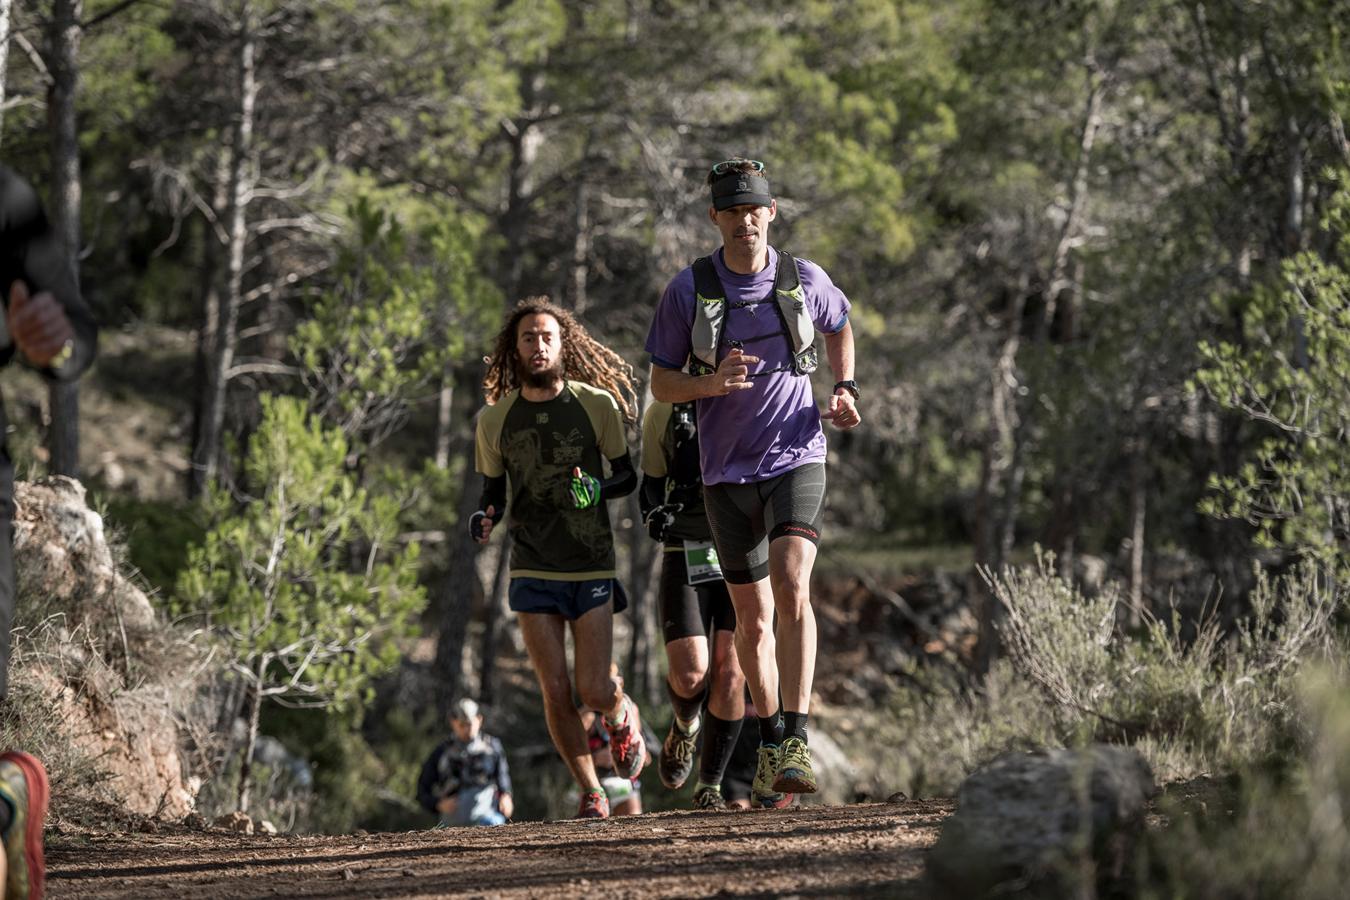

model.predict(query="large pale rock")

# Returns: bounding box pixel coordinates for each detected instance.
[13,477,156,631]
[9,477,197,819]
[927,745,1155,899]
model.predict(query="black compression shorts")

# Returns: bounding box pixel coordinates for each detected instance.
[659,547,736,643]
[702,463,826,585]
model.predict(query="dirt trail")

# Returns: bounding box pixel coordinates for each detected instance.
[46,800,950,898]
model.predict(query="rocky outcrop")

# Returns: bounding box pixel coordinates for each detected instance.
[10,477,197,819]
[926,745,1156,899]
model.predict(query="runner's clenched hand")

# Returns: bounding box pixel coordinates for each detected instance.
[569,467,602,509]
[709,347,760,395]
[469,505,498,544]
[8,280,75,368]
[820,390,861,430]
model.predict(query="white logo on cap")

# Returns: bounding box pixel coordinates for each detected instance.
[737,179,749,191]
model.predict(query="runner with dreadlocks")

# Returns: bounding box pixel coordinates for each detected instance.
[470,296,646,820]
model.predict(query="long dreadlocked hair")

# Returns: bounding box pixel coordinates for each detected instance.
[482,296,638,424]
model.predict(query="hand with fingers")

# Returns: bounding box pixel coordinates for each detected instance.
[821,389,862,430]
[643,502,683,542]
[710,347,760,396]
[7,280,74,369]
[469,505,499,544]
[568,467,602,509]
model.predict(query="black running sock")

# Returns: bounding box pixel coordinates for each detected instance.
[667,681,705,729]
[698,712,744,785]
[758,711,783,746]
[0,796,11,836]
[783,711,809,742]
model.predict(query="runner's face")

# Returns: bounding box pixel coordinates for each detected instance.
[451,716,481,741]
[516,313,563,384]
[710,201,776,256]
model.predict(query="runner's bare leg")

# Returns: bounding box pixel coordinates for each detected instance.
[570,600,624,719]
[726,580,778,720]
[769,535,818,714]
[664,635,710,702]
[707,628,746,721]
[518,612,602,790]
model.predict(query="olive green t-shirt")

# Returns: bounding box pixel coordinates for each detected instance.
[640,401,712,544]
[476,382,627,580]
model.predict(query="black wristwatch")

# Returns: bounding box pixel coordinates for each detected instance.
[833,380,860,401]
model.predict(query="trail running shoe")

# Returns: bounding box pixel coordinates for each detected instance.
[604,696,646,780]
[576,787,610,819]
[659,718,698,789]
[692,783,724,810]
[0,752,49,900]
[772,736,818,794]
[751,744,792,809]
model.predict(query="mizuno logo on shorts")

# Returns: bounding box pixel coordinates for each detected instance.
[591,586,609,598]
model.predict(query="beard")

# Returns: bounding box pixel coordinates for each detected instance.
[520,357,564,388]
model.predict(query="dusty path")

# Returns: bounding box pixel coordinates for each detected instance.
[46,799,950,898]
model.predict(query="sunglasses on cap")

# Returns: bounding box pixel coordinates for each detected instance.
[710,158,765,177]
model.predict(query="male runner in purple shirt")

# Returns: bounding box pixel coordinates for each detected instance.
[644,158,861,807]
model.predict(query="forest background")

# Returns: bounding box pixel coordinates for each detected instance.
[1,0,1347,856]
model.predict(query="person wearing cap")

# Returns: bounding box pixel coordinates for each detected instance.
[643,157,860,809]
[416,699,514,827]
[0,165,99,899]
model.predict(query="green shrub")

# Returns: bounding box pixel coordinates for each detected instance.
[873,553,1343,797]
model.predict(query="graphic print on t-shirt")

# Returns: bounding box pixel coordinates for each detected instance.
[476,382,627,580]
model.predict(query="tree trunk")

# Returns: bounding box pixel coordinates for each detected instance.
[477,534,512,707]
[432,368,487,718]
[498,72,544,300]
[624,492,660,703]
[189,163,227,497]
[236,664,264,813]
[45,0,83,477]
[433,368,453,470]
[0,0,12,142]
[191,5,256,496]
[570,174,590,313]
[1127,441,1146,628]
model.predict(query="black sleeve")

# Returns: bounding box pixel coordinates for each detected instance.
[415,742,448,813]
[639,473,667,520]
[492,736,513,796]
[599,452,636,500]
[477,474,507,517]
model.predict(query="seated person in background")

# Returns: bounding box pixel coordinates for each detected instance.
[416,699,514,827]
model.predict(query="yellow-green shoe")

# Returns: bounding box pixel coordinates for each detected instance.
[751,744,793,809]
[0,751,49,900]
[772,736,817,794]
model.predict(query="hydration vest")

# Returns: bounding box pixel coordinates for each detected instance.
[688,250,818,378]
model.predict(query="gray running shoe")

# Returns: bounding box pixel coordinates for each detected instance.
[772,736,818,794]
[751,744,792,809]
[692,783,724,810]
[659,718,698,789]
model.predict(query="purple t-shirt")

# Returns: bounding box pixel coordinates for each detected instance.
[645,246,851,485]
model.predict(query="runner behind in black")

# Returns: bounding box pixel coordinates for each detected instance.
[640,400,747,810]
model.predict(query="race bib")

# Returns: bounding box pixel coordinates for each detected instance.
[683,540,723,585]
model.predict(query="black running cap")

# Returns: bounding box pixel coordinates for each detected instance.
[710,172,772,211]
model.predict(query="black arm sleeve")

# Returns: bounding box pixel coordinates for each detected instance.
[639,474,667,520]
[477,474,506,518]
[599,452,636,501]
[492,737,513,796]
[415,743,447,813]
